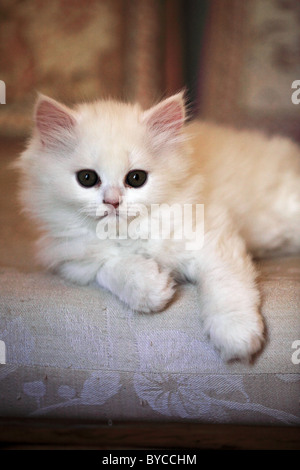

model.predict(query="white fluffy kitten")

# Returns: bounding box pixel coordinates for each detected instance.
[17,92,300,361]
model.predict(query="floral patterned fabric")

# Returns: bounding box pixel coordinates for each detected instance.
[0,261,299,425]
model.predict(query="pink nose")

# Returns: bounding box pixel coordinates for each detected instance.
[103,187,122,209]
[103,199,119,209]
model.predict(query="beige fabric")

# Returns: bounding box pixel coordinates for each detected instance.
[0,261,299,424]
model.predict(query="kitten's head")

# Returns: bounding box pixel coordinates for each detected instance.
[18,92,189,236]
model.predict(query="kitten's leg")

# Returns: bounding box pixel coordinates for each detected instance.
[197,229,264,361]
[96,255,176,313]
[58,260,102,285]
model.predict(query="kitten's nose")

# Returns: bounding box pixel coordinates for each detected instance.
[103,187,122,209]
[103,199,119,209]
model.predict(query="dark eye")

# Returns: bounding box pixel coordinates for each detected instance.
[125,170,148,188]
[76,169,100,188]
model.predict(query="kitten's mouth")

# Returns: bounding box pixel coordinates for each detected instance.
[96,212,109,221]
[94,204,116,220]
[94,203,142,222]
[95,207,120,221]
[95,209,137,222]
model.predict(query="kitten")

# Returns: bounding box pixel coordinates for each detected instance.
[16,92,300,361]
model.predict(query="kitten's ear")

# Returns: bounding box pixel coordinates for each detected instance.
[34,94,77,149]
[141,92,186,148]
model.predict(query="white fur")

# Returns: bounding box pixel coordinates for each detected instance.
[16,93,300,361]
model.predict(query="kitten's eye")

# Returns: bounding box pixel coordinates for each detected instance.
[125,170,148,188]
[76,169,100,188]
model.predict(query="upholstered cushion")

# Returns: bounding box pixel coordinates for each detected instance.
[0,140,299,425]
[0,256,300,425]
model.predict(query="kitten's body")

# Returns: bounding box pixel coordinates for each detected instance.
[187,121,300,256]
[17,93,300,361]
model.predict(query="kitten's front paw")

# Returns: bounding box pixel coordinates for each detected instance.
[204,310,264,361]
[128,260,176,313]
[97,257,176,313]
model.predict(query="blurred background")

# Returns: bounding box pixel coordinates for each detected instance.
[0,0,300,141]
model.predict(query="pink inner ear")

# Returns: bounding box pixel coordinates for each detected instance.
[143,95,185,142]
[149,101,184,134]
[36,99,76,144]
